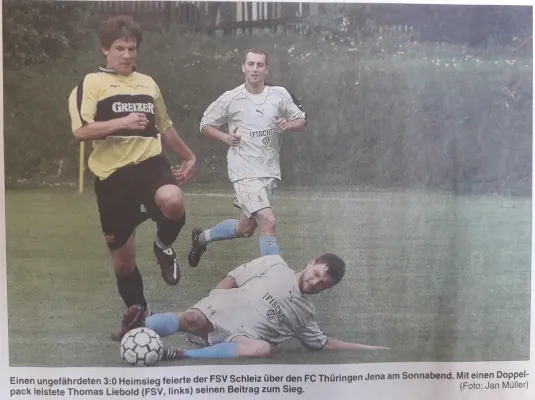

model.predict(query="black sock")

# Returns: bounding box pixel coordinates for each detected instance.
[156,213,186,248]
[116,265,147,310]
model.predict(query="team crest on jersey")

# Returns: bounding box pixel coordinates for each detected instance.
[266,309,275,321]
[262,137,271,146]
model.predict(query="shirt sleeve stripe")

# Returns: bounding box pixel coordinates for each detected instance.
[76,76,89,126]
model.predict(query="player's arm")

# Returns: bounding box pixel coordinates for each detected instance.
[200,92,241,146]
[72,114,148,141]
[161,127,196,184]
[216,257,276,289]
[296,320,390,351]
[215,276,238,289]
[161,127,195,161]
[275,117,306,133]
[202,124,241,147]
[154,82,196,184]
[322,337,390,351]
[275,88,307,133]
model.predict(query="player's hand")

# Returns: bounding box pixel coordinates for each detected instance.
[275,118,290,132]
[224,127,241,146]
[173,158,196,185]
[121,113,148,130]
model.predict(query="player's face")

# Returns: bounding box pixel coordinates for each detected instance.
[299,262,335,295]
[242,52,268,87]
[103,37,138,76]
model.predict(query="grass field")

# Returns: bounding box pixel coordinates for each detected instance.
[5,186,531,367]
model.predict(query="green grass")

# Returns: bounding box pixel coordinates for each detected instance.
[5,187,531,367]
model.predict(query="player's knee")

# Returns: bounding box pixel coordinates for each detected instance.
[113,258,136,276]
[258,213,276,233]
[156,186,184,218]
[249,341,271,358]
[181,310,207,332]
[110,234,136,275]
[236,224,256,238]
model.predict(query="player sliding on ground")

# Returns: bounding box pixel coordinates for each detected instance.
[119,254,389,360]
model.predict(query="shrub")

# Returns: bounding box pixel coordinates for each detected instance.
[4,29,532,196]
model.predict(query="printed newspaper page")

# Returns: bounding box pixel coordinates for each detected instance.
[0,0,533,399]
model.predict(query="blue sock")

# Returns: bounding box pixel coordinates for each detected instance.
[259,235,280,255]
[200,219,238,245]
[183,342,239,359]
[146,313,180,337]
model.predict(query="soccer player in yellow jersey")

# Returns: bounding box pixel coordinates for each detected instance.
[68,16,196,322]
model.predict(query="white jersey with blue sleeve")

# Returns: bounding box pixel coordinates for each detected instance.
[190,255,327,350]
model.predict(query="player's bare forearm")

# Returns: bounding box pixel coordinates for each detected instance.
[202,124,230,144]
[276,117,306,133]
[215,276,237,289]
[322,338,390,351]
[73,112,149,141]
[72,119,124,141]
[161,127,196,184]
[287,118,306,132]
[161,127,196,162]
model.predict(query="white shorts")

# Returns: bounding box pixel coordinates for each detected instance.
[232,177,278,218]
[189,290,256,346]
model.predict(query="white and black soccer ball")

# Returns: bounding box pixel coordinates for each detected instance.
[120,327,164,366]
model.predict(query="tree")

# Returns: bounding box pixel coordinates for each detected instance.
[3,0,91,70]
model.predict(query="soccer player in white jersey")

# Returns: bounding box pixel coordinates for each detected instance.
[187,49,307,267]
[120,254,389,360]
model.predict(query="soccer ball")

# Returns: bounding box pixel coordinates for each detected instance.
[120,327,164,366]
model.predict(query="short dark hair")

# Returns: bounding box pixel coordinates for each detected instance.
[99,15,143,50]
[315,253,346,285]
[244,48,269,66]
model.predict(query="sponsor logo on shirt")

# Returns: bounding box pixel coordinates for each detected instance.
[250,127,276,139]
[112,102,155,114]
[263,292,285,325]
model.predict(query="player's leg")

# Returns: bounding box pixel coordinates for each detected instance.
[188,211,259,267]
[235,211,258,237]
[119,306,212,338]
[152,184,185,285]
[143,155,186,285]
[187,182,248,267]
[188,179,272,266]
[188,217,240,267]
[163,336,271,360]
[249,178,279,255]
[253,207,279,255]
[230,335,272,358]
[145,308,213,337]
[112,232,148,313]
[94,173,149,316]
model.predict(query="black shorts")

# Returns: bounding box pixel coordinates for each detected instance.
[94,154,178,250]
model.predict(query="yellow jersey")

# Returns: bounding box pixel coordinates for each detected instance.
[68,66,173,180]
